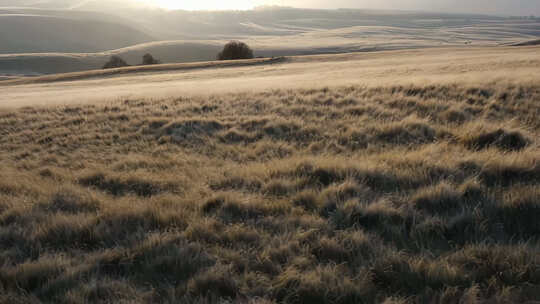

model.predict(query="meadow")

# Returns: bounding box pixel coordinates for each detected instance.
[1,66,539,303]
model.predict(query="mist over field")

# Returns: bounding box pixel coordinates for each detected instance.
[1,1,540,304]
[275,0,540,16]
[0,1,539,75]
[1,0,539,15]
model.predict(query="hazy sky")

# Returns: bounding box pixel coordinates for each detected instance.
[146,0,539,15]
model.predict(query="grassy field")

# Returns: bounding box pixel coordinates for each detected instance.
[2,46,540,108]
[0,57,284,86]
[1,48,540,303]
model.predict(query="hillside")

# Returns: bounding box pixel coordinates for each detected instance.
[1,46,539,108]
[0,41,224,76]
[0,11,154,54]
[0,7,538,75]
[0,57,285,86]
[0,0,146,10]
[0,45,539,303]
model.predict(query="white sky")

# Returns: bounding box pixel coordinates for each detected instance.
[146,0,260,10]
[141,0,539,15]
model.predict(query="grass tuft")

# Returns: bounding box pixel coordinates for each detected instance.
[462,128,530,151]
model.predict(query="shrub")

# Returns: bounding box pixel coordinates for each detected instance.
[102,56,129,69]
[217,41,254,61]
[141,53,160,65]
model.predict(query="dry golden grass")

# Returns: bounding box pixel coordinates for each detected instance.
[0,80,539,303]
[2,46,539,109]
[0,57,284,87]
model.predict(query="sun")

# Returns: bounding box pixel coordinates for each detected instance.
[144,0,264,10]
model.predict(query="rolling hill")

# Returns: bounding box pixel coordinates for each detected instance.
[0,14,154,54]
[1,6,539,75]
[1,45,539,107]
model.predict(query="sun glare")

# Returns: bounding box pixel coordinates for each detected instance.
[145,0,265,10]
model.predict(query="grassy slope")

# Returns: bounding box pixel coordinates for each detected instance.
[0,50,539,303]
[2,46,539,109]
[0,57,285,86]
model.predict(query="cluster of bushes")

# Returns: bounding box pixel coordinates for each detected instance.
[102,41,254,69]
[102,53,161,69]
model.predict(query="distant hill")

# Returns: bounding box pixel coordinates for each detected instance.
[0,41,223,75]
[0,14,154,53]
[0,6,539,75]
[0,0,146,9]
